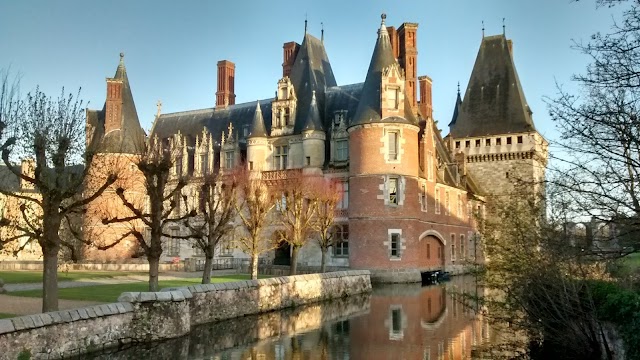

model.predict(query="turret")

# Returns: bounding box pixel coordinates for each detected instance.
[246,102,269,171]
[302,91,326,169]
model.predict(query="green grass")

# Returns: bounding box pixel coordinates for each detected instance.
[622,252,640,269]
[0,271,148,284]
[0,313,14,319]
[10,275,261,303]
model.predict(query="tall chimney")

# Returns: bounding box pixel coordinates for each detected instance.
[105,78,123,133]
[398,23,419,114]
[216,60,236,108]
[282,42,300,78]
[418,75,433,119]
[386,26,400,59]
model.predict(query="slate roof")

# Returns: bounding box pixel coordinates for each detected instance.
[449,34,535,138]
[88,54,146,154]
[302,91,323,132]
[350,15,417,127]
[248,101,268,138]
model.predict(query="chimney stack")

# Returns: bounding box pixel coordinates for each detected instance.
[398,23,419,114]
[282,42,300,78]
[216,60,236,108]
[105,78,123,134]
[418,75,433,119]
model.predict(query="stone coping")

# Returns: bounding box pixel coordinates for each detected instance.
[119,270,371,303]
[0,302,134,335]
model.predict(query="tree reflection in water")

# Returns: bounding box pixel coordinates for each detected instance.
[70,276,492,360]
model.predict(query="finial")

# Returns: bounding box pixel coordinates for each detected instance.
[305,13,308,34]
[502,18,506,35]
[228,122,234,138]
[321,22,324,43]
[156,100,162,118]
[457,82,460,95]
[378,13,389,37]
[482,21,485,38]
[381,13,387,25]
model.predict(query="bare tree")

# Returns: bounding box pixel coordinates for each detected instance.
[102,138,194,291]
[312,178,340,273]
[183,172,238,284]
[234,169,277,280]
[0,72,117,311]
[275,174,319,275]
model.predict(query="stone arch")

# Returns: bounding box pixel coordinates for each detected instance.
[419,229,446,245]
[419,230,446,267]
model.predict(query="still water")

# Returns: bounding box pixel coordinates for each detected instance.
[78,276,490,360]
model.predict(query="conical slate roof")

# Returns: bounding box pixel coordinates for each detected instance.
[350,14,416,127]
[449,35,535,138]
[449,88,463,127]
[289,33,336,134]
[248,101,268,138]
[302,91,323,132]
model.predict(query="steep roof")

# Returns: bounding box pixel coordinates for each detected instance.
[350,15,417,127]
[289,33,337,134]
[302,91,323,132]
[449,89,463,127]
[449,34,535,138]
[248,101,268,138]
[89,54,146,154]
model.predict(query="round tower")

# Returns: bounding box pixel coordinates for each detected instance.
[348,14,421,278]
[302,91,326,169]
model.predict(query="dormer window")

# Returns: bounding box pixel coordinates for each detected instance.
[336,139,349,161]
[225,151,234,169]
[284,108,291,127]
[387,86,400,110]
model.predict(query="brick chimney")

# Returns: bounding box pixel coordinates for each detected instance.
[282,42,300,78]
[216,60,236,108]
[105,78,123,133]
[418,75,433,119]
[398,23,419,113]
[386,26,400,59]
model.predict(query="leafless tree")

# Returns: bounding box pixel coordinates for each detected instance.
[0,70,117,311]
[312,178,341,273]
[183,172,238,284]
[234,169,277,280]
[102,138,195,291]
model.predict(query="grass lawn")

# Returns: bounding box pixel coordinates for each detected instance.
[0,313,14,319]
[622,252,640,269]
[0,271,148,284]
[10,274,261,303]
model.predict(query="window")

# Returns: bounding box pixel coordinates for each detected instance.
[220,241,233,256]
[243,125,249,138]
[249,161,253,170]
[274,145,288,170]
[175,156,183,176]
[336,139,349,161]
[465,140,470,148]
[391,308,402,337]
[388,87,400,109]
[460,234,465,261]
[420,184,427,211]
[193,244,204,256]
[445,191,450,216]
[333,224,349,257]
[198,185,208,213]
[200,154,209,175]
[337,181,349,209]
[486,138,491,146]
[455,141,460,149]
[507,136,512,145]
[451,234,456,261]
[390,232,401,258]
[389,177,398,205]
[496,138,502,146]
[284,108,291,126]
[225,151,234,169]
[457,194,462,218]
[435,188,441,214]
[475,139,481,147]
[517,135,523,144]
[275,193,287,211]
[306,156,311,166]
[427,243,431,259]
[388,130,399,161]
[167,228,180,256]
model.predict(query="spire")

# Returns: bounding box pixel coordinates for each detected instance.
[502,18,506,35]
[302,91,323,132]
[449,85,463,128]
[449,35,535,138]
[248,101,268,138]
[321,22,324,43]
[482,21,485,38]
[350,13,417,127]
[305,14,308,34]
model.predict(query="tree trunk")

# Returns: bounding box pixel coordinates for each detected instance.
[320,247,327,273]
[290,245,300,275]
[250,254,259,280]
[202,255,213,284]
[148,256,160,291]
[42,245,59,312]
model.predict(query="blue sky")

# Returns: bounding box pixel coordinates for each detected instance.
[0,0,624,143]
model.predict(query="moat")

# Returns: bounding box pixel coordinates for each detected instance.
[75,276,489,359]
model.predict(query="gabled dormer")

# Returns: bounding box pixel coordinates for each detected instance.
[220,123,240,172]
[381,63,406,120]
[330,110,349,166]
[271,77,297,136]
[194,128,214,177]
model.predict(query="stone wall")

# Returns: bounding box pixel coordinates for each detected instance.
[0,270,371,359]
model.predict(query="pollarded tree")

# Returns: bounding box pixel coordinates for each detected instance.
[0,71,117,311]
[102,137,195,291]
[313,179,341,273]
[183,172,238,284]
[234,168,277,280]
[275,174,320,275]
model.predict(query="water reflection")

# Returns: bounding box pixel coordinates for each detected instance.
[74,276,489,360]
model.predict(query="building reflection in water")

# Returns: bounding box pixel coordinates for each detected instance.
[70,276,490,360]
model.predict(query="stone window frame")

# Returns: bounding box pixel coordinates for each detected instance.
[419,182,428,212]
[381,127,404,164]
[333,223,349,257]
[434,187,441,214]
[337,181,349,210]
[450,233,456,262]
[273,144,289,170]
[386,85,401,110]
[459,234,466,262]
[165,227,181,257]
[199,153,209,175]
[385,229,405,260]
[224,150,234,169]
[378,175,405,206]
[335,139,349,161]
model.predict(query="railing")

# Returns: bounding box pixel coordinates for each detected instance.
[193,257,273,271]
[261,169,303,181]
